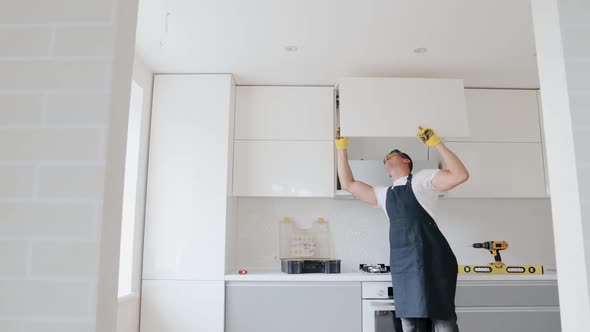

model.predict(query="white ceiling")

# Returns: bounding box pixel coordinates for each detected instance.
[135,0,539,88]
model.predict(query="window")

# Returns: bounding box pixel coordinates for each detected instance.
[118,80,144,297]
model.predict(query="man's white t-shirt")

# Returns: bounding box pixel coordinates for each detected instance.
[373,169,441,220]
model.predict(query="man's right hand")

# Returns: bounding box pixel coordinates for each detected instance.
[335,137,349,150]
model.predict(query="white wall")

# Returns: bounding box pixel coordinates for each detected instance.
[116,57,153,332]
[232,198,556,272]
[531,0,590,330]
[0,1,138,331]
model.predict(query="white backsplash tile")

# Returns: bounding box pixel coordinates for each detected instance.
[232,197,557,272]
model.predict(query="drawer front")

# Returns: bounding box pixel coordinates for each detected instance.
[456,282,559,307]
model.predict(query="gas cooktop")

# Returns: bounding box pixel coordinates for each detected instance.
[359,264,390,274]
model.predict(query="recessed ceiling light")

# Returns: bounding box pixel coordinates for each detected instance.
[414,47,428,54]
[285,45,298,52]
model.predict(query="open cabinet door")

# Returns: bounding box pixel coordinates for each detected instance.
[338,77,470,137]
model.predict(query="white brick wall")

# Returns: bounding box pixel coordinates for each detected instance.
[0,0,126,330]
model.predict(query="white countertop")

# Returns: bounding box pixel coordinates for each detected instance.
[225,270,558,282]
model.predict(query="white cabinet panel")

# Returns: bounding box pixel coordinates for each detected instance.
[235,86,334,140]
[441,142,546,198]
[338,77,469,137]
[226,282,361,332]
[457,307,560,332]
[537,90,550,196]
[455,281,559,307]
[143,75,233,280]
[140,280,224,332]
[447,89,542,142]
[233,140,334,197]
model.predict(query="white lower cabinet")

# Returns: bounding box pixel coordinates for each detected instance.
[440,142,546,198]
[454,281,560,332]
[140,280,225,332]
[456,307,561,332]
[225,282,361,332]
[233,140,334,197]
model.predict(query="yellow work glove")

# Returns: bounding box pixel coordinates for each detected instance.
[417,126,441,147]
[335,137,349,150]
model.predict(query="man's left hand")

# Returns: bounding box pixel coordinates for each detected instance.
[417,126,442,147]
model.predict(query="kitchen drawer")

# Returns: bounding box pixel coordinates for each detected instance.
[226,282,361,332]
[455,281,559,307]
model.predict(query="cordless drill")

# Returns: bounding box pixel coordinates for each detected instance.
[473,241,509,268]
[459,241,544,274]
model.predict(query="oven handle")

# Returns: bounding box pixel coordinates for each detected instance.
[368,300,395,311]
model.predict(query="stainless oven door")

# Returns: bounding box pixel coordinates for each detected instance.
[362,299,403,332]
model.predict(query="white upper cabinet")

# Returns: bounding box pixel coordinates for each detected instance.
[447,89,542,142]
[233,140,334,197]
[233,86,334,197]
[441,142,546,198]
[143,75,234,280]
[235,86,334,140]
[338,77,469,137]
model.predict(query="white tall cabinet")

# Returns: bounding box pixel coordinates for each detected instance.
[140,74,235,332]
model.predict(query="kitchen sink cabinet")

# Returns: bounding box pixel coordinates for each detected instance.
[225,282,361,332]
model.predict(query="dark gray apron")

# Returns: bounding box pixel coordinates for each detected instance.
[386,174,458,319]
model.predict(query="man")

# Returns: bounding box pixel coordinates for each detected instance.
[336,126,469,332]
